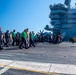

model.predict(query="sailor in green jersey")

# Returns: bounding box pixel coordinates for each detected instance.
[12,31,16,38]
[35,34,38,44]
[12,30,16,46]
[21,31,27,39]
[30,31,35,47]
[19,29,28,49]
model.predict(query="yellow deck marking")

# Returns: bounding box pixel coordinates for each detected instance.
[0,64,61,75]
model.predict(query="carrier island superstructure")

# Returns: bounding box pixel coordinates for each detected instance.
[45,0,76,40]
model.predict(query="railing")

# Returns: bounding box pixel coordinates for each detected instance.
[51,10,67,14]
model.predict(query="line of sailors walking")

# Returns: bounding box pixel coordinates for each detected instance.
[0,27,62,50]
[0,28,38,50]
